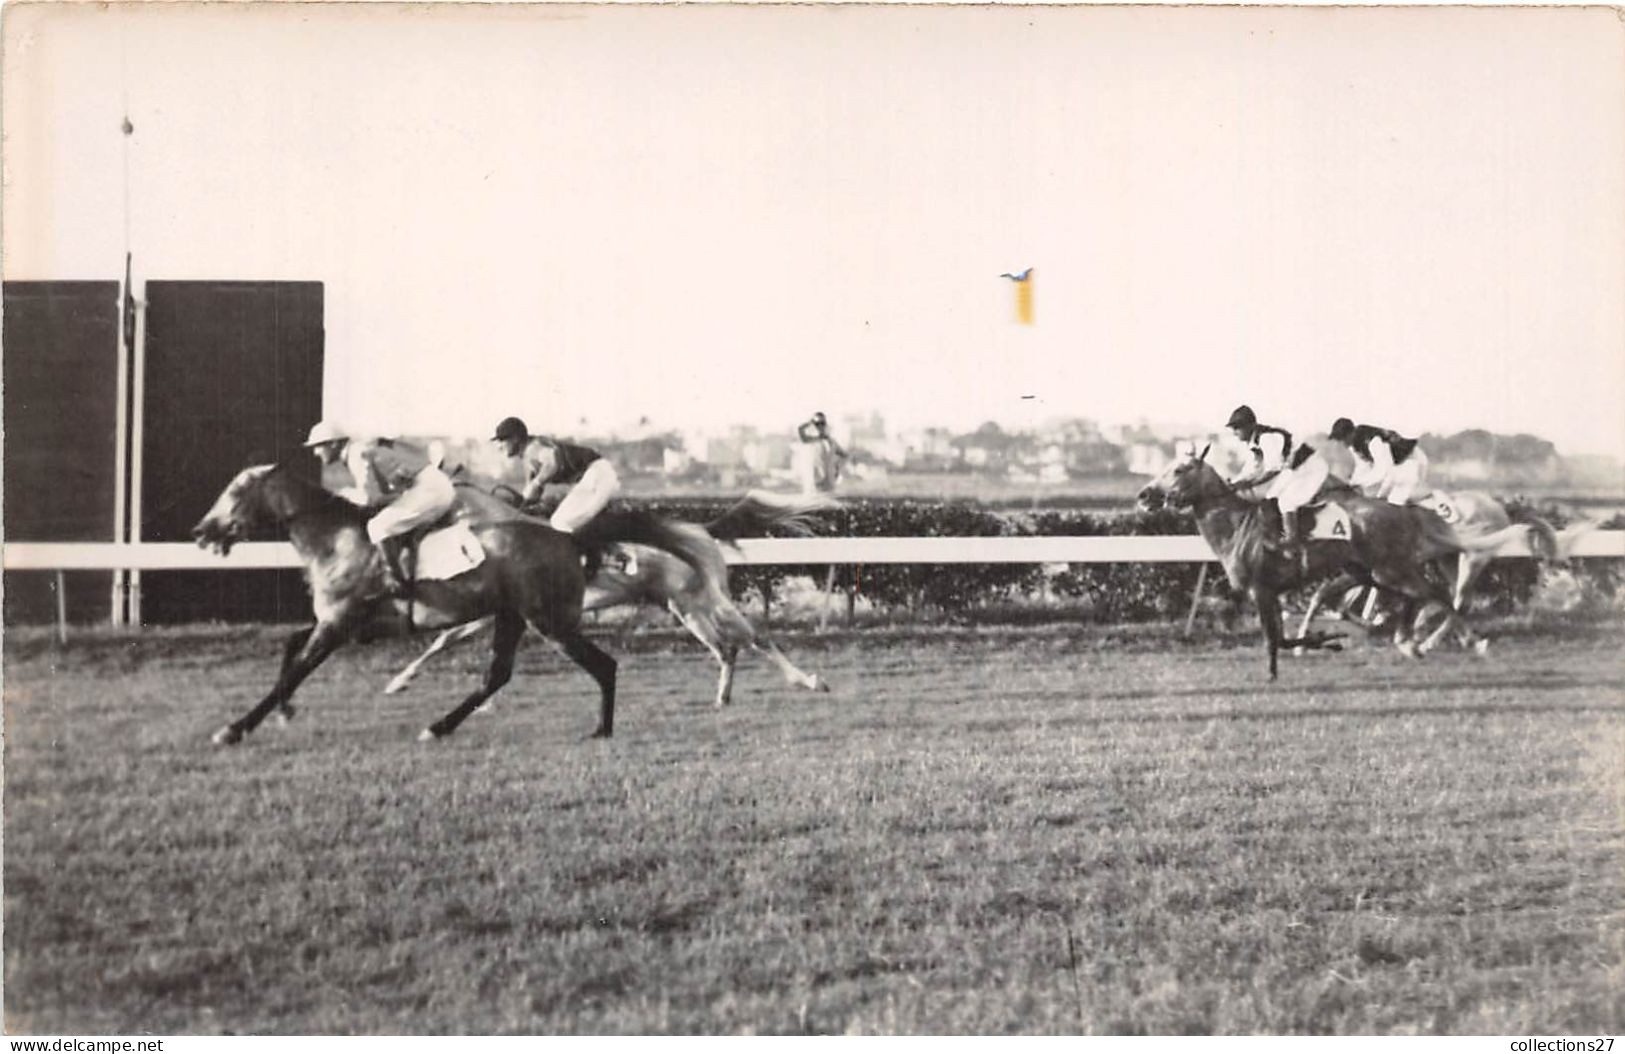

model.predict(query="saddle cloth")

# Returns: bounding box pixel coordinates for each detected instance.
[412,522,487,581]
[1303,501,1352,541]
[1426,491,1465,524]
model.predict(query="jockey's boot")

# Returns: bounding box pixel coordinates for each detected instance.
[376,537,409,596]
[1280,508,1310,575]
[1261,498,1286,552]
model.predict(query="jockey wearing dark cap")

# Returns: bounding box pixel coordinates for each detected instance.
[492,416,621,532]
[1225,405,1330,565]
[1328,417,1431,505]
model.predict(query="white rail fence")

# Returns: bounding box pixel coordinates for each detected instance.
[7,531,1622,571]
[8,533,1622,640]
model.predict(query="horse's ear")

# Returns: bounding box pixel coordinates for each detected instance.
[1198,443,1211,462]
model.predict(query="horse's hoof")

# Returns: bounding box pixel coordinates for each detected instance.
[1473,638,1491,656]
[383,678,409,696]
[274,705,298,727]
[1292,647,1307,658]
[1396,641,1420,659]
[418,727,445,742]
[810,676,831,693]
[587,728,612,740]
[211,724,242,747]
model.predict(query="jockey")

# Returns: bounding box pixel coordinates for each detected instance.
[1328,418,1432,505]
[492,416,621,533]
[1225,404,1330,565]
[304,421,457,590]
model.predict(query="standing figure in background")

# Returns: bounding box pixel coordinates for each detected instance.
[492,416,621,532]
[796,411,847,495]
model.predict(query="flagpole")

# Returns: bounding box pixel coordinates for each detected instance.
[112,256,131,626]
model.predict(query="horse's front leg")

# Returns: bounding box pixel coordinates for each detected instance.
[1253,584,1283,681]
[273,625,315,724]
[214,620,347,746]
[385,618,490,696]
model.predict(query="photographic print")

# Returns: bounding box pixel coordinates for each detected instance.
[3,0,1623,1036]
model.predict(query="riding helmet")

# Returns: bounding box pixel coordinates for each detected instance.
[1329,417,1355,443]
[303,420,348,447]
[493,416,530,443]
[1225,405,1256,430]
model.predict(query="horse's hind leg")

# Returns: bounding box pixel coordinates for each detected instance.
[1295,574,1352,653]
[385,617,491,696]
[554,630,618,739]
[668,601,735,708]
[752,636,829,693]
[421,611,524,741]
[715,646,739,709]
[711,592,829,695]
[215,621,345,746]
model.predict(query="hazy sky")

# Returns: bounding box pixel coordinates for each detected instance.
[5,3,1623,455]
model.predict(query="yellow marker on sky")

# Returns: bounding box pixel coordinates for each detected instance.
[1001,267,1034,325]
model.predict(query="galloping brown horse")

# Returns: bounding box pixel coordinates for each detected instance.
[1294,492,1590,653]
[192,462,722,744]
[1136,446,1472,679]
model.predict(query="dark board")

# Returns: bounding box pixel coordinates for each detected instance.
[138,281,324,624]
[2,281,121,624]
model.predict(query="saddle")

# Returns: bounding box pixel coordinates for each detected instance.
[381,508,487,596]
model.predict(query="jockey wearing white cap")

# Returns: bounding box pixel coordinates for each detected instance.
[304,421,457,587]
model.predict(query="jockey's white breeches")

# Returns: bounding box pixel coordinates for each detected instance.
[1349,457,1384,495]
[1264,452,1331,514]
[366,465,457,544]
[550,459,620,533]
[1377,449,1431,505]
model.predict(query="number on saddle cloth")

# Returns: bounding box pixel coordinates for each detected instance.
[1430,493,1463,524]
[1304,501,1352,541]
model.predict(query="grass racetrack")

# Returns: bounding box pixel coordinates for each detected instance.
[5,619,1624,1034]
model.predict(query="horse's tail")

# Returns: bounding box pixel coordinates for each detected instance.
[574,510,730,591]
[1554,518,1601,561]
[1442,519,1543,557]
[1504,506,1563,564]
[705,489,840,541]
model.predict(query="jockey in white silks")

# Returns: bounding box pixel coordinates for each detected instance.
[305,421,458,589]
[1329,418,1432,505]
[492,416,621,533]
[1225,404,1331,568]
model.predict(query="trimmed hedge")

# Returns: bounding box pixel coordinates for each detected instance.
[630,496,1622,622]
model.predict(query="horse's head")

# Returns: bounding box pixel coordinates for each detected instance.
[191,465,279,555]
[1137,442,1218,513]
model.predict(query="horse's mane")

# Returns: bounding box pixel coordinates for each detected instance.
[266,460,368,522]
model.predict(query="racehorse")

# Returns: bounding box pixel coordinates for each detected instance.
[1294,491,1590,652]
[380,487,836,708]
[1136,445,1484,679]
[191,462,723,744]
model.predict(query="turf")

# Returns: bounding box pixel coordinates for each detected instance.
[4,621,1623,1034]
